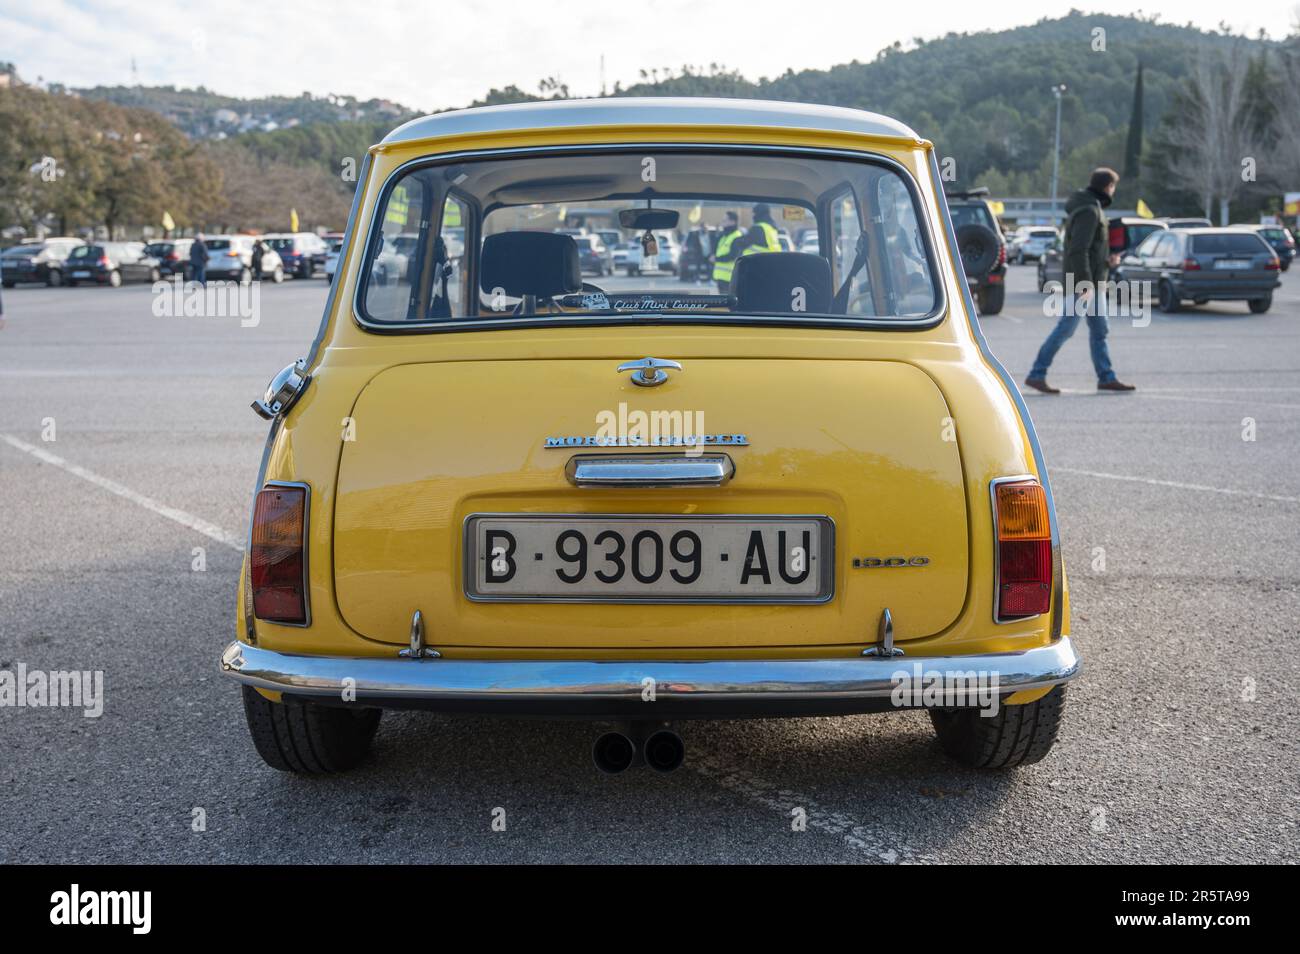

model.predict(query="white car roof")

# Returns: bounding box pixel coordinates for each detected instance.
[382,98,920,146]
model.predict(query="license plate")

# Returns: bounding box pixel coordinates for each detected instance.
[72,271,90,278]
[464,514,834,603]
[1214,259,1249,269]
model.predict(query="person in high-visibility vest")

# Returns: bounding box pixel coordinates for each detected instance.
[731,203,783,270]
[711,210,744,293]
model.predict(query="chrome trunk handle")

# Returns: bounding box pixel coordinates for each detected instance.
[565,454,734,488]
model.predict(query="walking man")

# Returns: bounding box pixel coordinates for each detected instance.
[189,232,209,287]
[1025,167,1136,393]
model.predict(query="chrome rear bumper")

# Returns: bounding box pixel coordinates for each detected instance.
[220,637,1079,718]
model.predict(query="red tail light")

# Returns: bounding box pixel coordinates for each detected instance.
[993,478,1052,620]
[997,243,1006,266]
[250,484,308,624]
[1265,257,1280,271]
[98,256,110,267]
[167,251,180,261]
[1182,258,1200,270]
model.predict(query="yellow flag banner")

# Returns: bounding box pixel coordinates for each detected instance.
[289,208,300,232]
[1136,199,1154,219]
[988,200,1005,216]
[161,211,175,232]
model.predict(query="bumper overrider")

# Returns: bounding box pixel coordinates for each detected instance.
[220,637,1080,718]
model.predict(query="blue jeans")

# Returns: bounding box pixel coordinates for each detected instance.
[1030,294,1116,383]
[191,265,206,286]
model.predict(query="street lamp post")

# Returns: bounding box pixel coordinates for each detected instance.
[1049,84,1067,226]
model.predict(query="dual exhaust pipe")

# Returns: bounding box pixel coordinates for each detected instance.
[592,726,685,774]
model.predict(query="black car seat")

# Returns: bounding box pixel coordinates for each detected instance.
[731,252,833,314]
[479,232,581,315]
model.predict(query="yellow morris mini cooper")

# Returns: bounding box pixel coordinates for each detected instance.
[221,98,1079,775]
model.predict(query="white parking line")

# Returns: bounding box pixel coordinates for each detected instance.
[1054,466,1300,504]
[689,748,935,863]
[0,432,245,551]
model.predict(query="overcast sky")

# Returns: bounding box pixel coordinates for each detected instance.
[3,0,1297,111]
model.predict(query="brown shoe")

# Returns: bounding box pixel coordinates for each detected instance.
[1098,379,1137,392]
[1023,377,1060,394]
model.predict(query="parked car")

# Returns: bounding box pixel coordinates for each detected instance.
[324,237,345,280]
[945,188,1006,314]
[1010,227,1058,264]
[205,236,285,283]
[612,232,679,275]
[64,242,161,287]
[1038,217,1167,291]
[265,232,327,278]
[1238,224,1295,271]
[573,234,610,276]
[144,239,194,280]
[221,98,1078,776]
[678,227,715,281]
[0,237,84,287]
[1121,227,1281,313]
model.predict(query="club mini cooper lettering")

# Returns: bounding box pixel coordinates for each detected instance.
[220,97,1079,777]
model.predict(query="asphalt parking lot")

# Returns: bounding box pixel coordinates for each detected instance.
[1,265,1296,864]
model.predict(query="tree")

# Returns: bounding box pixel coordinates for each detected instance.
[1160,45,1268,223]
[1120,64,1145,207]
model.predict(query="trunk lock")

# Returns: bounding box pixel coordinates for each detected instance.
[618,357,681,387]
[399,609,441,659]
[863,607,904,657]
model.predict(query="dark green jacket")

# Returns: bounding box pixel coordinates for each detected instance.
[1062,187,1109,284]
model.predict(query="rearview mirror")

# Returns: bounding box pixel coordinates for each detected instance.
[619,208,679,231]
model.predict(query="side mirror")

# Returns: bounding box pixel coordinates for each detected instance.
[252,358,310,420]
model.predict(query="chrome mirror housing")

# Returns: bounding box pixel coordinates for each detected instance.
[251,359,310,420]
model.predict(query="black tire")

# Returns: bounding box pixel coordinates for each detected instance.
[930,685,1067,769]
[1248,295,1272,314]
[240,686,381,774]
[1157,280,1181,313]
[955,223,1000,278]
[1280,259,1290,272]
[46,269,63,287]
[978,283,1005,315]
[1,280,14,289]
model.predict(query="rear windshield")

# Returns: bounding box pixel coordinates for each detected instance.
[267,238,295,250]
[949,204,997,232]
[207,239,233,251]
[358,148,941,329]
[68,246,102,259]
[1192,233,1269,254]
[1030,229,1056,238]
[3,245,41,256]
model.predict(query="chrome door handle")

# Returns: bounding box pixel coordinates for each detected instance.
[617,357,681,387]
[566,454,734,488]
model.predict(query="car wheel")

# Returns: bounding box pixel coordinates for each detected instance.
[929,685,1067,769]
[1248,295,1272,314]
[46,269,63,288]
[240,685,381,774]
[108,269,122,288]
[978,283,1005,315]
[1157,280,1181,313]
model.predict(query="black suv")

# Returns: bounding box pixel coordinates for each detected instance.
[945,188,1006,314]
[1,237,85,287]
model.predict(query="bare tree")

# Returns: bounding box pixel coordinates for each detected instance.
[1163,45,1267,224]
[1268,52,1300,188]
